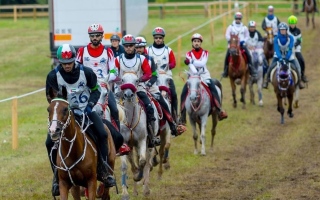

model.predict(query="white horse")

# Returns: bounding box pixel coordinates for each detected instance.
[248,47,264,106]
[185,74,222,155]
[119,72,153,199]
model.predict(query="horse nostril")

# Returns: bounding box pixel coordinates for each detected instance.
[130,93,134,97]
[56,127,61,133]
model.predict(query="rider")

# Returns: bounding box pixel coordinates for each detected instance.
[147,27,178,124]
[262,22,305,89]
[287,15,308,83]
[135,36,181,137]
[180,33,228,124]
[76,23,130,156]
[221,12,257,79]
[261,5,281,37]
[247,20,269,76]
[301,0,319,12]
[46,44,116,196]
[110,34,125,57]
[114,35,155,143]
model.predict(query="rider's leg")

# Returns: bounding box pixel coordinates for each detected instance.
[295,52,308,82]
[87,111,116,187]
[107,91,120,131]
[179,82,188,125]
[208,79,228,120]
[221,49,230,77]
[263,56,269,78]
[263,57,278,88]
[243,45,257,77]
[168,79,178,123]
[45,134,59,196]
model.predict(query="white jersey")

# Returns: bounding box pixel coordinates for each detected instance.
[56,65,90,111]
[288,29,302,52]
[264,17,279,35]
[147,46,172,76]
[225,21,249,43]
[186,50,211,80]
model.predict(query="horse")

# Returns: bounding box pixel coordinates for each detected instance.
[47,86,116,200]
[184,73,222,155]
[271,61,300,124]
[304,0,316,29]
[248,47,264,106]
[228,33,249,109]
[118,71,153,198]
[263,27,274,65]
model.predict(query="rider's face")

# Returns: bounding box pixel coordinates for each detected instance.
[61,62,75,73]
[289,24,296,29]
[235,18,241,24]
[124,44,135,54]
[280,29,287,35]
[89,33,102,46]
[192,39,202,48]
[153,35,164,45]
[249,26,256,32]
[135,46,145,54]
[111,40,120,48]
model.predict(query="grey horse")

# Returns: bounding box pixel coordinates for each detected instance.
[248,49,264,106]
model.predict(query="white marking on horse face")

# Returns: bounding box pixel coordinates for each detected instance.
[49,102,59,134]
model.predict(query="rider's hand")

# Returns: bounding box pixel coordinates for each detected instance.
[240,41,245,46]
[146,81,152,88]
[184,58,190,65]
[139,74,150,82]
[84,102,94,114]
[160,64,167,70]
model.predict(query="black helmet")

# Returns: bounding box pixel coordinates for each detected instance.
[110,34,121,41]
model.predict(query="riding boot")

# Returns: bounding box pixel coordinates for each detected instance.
[168,79,178,123]
[52,168,60,196]
[208,79,228,121]
[100,142,116,188]
[263,62,275,89]
[179,83,188,125]
[221,51,229,78]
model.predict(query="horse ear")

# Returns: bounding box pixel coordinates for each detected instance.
[60,86,68,100]
[47,87,58,103]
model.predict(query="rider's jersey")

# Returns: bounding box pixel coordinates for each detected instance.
[246,30,264,49]
[115,53,151,92]
[274,34,295,60]
[262,16,280,35]
[288,27,302,52]
[76,43,116,84]
[111,45,125,58]
[146,44,176,77]
[185,48,211,80]
[225,21,249,43]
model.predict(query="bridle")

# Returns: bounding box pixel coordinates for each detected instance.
[188,75,205,112]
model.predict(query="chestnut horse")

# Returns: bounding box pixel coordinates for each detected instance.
[271,61,300,124]
[304,0,316,28]
[228,33,249,109]
[47,87,116,200]
[263,27,274,65]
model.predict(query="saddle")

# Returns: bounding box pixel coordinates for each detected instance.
[200,81,214,109]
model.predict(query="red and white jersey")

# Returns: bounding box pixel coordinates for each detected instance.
[76,43,116,84]
[146,45,176,77]
[186,48,211,79]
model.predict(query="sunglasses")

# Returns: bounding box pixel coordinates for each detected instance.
[124,44,134,48]
[235,18,241,20]
[89,34,102,38]
[154,37,163,40]
[61,62,73,65]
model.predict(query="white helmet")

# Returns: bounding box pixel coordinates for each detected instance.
[248,21,256,27]
[268,5,274,12]
[191,33,203,42]
[135,36,147,47]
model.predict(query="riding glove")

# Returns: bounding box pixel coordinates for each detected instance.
[84,102,94,114]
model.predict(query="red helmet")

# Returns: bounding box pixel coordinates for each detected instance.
[88,23,104,34]
[191,33,203,42]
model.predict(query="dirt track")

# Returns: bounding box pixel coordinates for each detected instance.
[146,18,320,200]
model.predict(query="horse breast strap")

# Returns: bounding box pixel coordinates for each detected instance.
[200,81,214,108]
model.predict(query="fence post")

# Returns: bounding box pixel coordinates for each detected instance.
[228,0,231,18]
[12,97,18,150]
[33,7,36,21]
[223,14,226,34]
[213,3,216,16]
[159,5,164,19]
[13,5,17,22]
[177,36,182,67]
[219,0,222,15]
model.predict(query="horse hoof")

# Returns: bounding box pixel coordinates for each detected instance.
[200,152,206,156]
[233,103,237,108]
[259,100,263,107]
[194,150,198,155]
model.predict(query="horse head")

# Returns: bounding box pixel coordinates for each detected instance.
[47,86,72,141]
[276,61,291,97]
[120,72,139,102]
[265,27,274,44]
[187,73,202,103]
[157,69,171,98]
[229,33,240,56]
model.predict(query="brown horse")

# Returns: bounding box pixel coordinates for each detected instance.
[271,61,300,124]
[263,27,274,65]
[47,87,116,200]
[228,33,249,109]
[304,0,316,28]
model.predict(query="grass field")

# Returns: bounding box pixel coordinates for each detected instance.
[1,8,320,200]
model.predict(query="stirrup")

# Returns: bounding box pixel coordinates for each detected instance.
[176,124,187,135]
[218,110,228,121]
[103,175,116,188]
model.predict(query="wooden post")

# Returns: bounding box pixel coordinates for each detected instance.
[219,0,222,15]
[207,4,211,18]
[243,6,247,23]
[12,97,18,150]
[210,21,214,45]
[33,7,36,21]
[177,36,182,67]
[223,14,226,34]
[13,5,17,22]
[213,3,216,16]
[204,4,209,18]
[228,0,231,17]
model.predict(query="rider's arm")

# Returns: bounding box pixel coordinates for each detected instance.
[148,56,158,85]
[261,19,266,31]
[75,47,84,64]
[274,37,282,59]
[185,52,197,74]
[45,68,59,103]
[225,26,231,41]
[277,17,281,26]
[168,48,176,70]
[106,47,117,81]
[295,29,302,47]
[285,35,294,60]
[140,56,152,82]
[83,66,101,105]
[243,27,249,42]
[192,51,208,68]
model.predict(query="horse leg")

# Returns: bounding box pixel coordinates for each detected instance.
[157,129,166,180]
[312,13,315,29]
[277,96,285,124]
[190,116,198,154]
[210,110,218,153]
[240,77,247,109]
[200,115,209,156]
[230,79,237,108]
[294,87,300,108]
[163,125,171,170]
[86,179,97,200]
[142,149,152,196]
[70,186,81,200]
[59,180,72,200]
[287,95,294,118]
[249,79,255,105]
[307,13,309,27]
[257,70,263,106]
[120,155,130,200]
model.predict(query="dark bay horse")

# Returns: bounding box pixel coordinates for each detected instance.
[263,27,274,65]
[271,61,300,124]
[47,87,116,200]
[304,0,316,28]
[228,33,249,109]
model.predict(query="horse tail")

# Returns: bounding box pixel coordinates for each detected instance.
[117,104,126,123]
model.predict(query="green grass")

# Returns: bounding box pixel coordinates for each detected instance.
[0,8,313,199]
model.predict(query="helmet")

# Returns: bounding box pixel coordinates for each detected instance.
[110,34,121,41]
[234,12,242,19]
[152,27,166,36]
[268,5,274,12]
[278,22,288,30]
[121,34,136,45]
[57,44,76,64]
[88,23,104,34]
[288,15,298,25]
[248,21,256,27]
[191,33,203,42]
[135,36,147,47]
